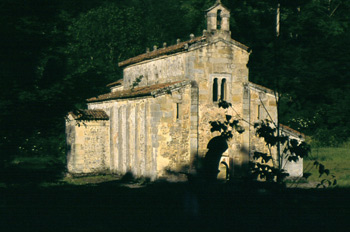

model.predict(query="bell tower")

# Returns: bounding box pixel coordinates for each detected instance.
[206,0,230,33]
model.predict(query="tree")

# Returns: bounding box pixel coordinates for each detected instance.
[208,100,310,182]
[226,0,350,145]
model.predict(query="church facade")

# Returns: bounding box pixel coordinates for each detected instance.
[66,1,303,179]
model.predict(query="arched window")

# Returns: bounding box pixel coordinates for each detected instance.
[217,10,222,30]
[220,78,226,100]
[176,103,180,119]
[213,78,218,102]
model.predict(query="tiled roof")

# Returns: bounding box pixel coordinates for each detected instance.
[87,80,190,103]
[68,109,109,121]
[280,124,305,138]
[106,79,123,87]
[248,82,275,95]
[118,36,206,67]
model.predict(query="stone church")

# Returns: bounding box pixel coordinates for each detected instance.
[66,1,303,179]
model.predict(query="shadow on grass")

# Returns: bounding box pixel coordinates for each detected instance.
[1,173,350,232]
[0,159,66,185]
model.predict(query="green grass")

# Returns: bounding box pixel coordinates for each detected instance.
[304,141,350,187]
[1,149,350,231]
[62,174,122,185]
[3,141,350,188]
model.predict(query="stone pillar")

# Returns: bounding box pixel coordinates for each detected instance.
[112,103,119,172]
[66,119,76,172]
[221,14,230,31]
[118,106,125,172]
[241,85,251,176]
[150,101,160,179]
[139,101,146,176]
[134,103,140,176]
[207,12,217,32]
[242,85,250,154]
[145,101,152,177]
[128,104,135,173]
[109,106,116,171]
[190,81,199,164]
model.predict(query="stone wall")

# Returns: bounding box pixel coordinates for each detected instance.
[66,0,305,179]
[87,84,193,179]
[66,117,110,174]
[156,86,192,176]
[89,98,157,178]
[123,54,186,89]
[185,40,250,176]
[67,30,302,179]
[280,129,304,177]
[248,84,278,160]
[119,38,252,177]
[247,84,303,177]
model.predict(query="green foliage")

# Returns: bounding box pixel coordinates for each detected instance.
[1,0,349,173]
[210,100,245,140]
[66,3,144,81]
[254,120,288,147]
[313,161,337,188]
[249,158,289,182]
[131,75,144,90]
[211,100,310,182]
[223,0,350,145]
[252,119,312,182]
[285,139,310,161]
[304,142,350,187]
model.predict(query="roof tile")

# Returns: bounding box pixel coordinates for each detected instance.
[280,124,305,138]
[106,79,123,87]
[68,109,109,121]
[118,36,206,67]
[87,80,189,102]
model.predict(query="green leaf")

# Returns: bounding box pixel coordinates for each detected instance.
[333,179,337,186]
[324,169,330,176]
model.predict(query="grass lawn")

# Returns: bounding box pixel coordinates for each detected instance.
[1,175,350,232]
[304,141,350,187]
[1,146,350,231]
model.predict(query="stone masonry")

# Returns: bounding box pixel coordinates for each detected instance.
[66,1,304,179]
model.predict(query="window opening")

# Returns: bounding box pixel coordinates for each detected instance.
[220,78,226,100]
[257,105,261,120]
[176,103,180,119]
[217,10,222,30]
[213,78,218,102]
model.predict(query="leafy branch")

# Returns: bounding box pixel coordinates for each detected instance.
[131,75,144,90]
[313,161,337,188]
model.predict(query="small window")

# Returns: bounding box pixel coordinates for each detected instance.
[220,78,226,100]
[213,78,218,102]
[217,10,222,30]
[257,105,261,120]
[176,103,180,119]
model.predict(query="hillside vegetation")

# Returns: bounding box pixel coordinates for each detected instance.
[1,0,349,175]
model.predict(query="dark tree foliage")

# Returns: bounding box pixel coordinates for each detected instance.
[253,119,311,182]
[209,100,311,183]
[0,0,349,167]
[0,0,112,163]
[224,0,350,145]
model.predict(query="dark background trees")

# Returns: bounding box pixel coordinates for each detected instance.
[1,0,349,167]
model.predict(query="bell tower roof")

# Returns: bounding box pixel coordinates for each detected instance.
[206,0,230,34]
[206,0,230,12]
